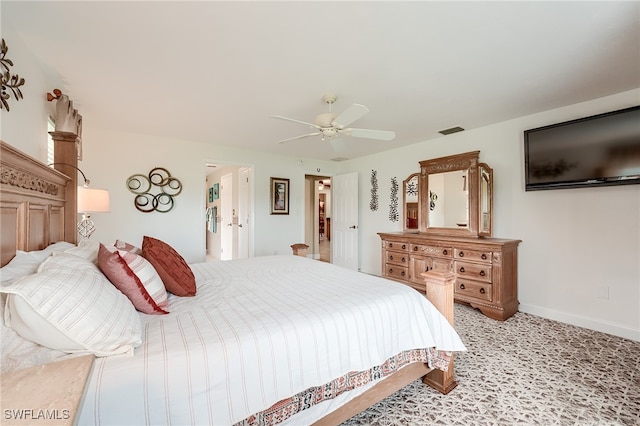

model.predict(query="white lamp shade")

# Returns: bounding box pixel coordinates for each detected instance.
[77,186,111,213]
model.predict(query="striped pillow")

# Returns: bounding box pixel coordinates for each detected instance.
[0,252,142,356]
[98,244,169,314]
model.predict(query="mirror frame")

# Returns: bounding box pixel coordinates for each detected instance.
[479,162,493,236]
[402,173,420,232]
[418,151,492,238]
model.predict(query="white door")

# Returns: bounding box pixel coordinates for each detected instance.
[237,167,250,259]
[220,173,233,260]
[332,172,359,270]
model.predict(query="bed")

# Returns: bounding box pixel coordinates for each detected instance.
[0,139,465,425]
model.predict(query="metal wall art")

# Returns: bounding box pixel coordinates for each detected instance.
[126,167,182,213]
[1,39,26,111]
[370,170,378,211]
[389,176,399,222]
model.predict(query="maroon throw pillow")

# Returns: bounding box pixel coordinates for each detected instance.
[142,236,196,297]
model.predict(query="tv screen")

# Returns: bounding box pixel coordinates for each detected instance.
[524,106,640,191]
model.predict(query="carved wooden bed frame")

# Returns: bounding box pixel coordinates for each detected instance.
[0,139,457,425]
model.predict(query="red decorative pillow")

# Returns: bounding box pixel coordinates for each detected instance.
[142,236,196,297]
[97,244,169,314]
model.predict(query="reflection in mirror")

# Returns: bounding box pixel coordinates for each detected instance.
[403,173,419,230]
[428,170,469,228]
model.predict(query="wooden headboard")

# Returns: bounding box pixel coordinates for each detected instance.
[0,140,76,266]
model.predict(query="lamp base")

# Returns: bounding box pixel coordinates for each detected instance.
[77,214,96,238]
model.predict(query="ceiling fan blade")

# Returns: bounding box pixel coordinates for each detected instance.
[347,128,396,141]
[334,104,369,127]
[330,138,347,153]
[276,132,321,144]
[270,115,321,129]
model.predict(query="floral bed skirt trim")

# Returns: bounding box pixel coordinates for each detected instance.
[238,348,451,426]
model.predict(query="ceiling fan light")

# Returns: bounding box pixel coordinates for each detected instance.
[323,128,337,138]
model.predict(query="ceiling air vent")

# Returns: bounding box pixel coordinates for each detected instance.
[438,126,465,135]
[331,157,349,162]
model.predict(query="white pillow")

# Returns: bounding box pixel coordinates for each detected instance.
[64,239,100,264]
[0,251,42,285]
[0,242,77,285]
[0,253,142,356]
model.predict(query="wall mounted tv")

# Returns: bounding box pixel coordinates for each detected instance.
[524,105,640,191]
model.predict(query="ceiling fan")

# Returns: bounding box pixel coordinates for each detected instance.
[271,94,396,148]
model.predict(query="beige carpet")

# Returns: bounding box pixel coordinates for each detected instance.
[343,304,639,425]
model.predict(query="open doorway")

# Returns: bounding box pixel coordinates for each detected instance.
[305,174,331,263]
[205,163,253,261]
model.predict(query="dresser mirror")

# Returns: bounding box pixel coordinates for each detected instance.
[418,151,493,237]
[403,173,420,231]
[479,163,493,235]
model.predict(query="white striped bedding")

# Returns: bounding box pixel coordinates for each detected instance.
[78,255,465,425]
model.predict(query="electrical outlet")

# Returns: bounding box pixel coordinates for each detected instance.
[596,286,609,300]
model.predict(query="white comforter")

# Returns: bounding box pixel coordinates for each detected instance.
[78,255,465,425]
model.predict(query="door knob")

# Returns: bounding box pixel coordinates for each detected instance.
[349,225,358,229]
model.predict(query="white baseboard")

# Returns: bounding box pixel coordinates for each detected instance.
[519,303,640,342]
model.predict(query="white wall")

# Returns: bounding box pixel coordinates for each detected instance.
[345,89,640,341]
[77,126,339,263]
[0,25,53,160]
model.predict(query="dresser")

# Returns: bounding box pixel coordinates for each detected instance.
[379,232,520,321]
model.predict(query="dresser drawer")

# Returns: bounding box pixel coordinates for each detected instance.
[410,244,453,259]
[384,241,409,252]
[454,248,492,263]
[385,265,408,281]
[455,279,493,301]
[455,260,492,282]
[385,250,408,266]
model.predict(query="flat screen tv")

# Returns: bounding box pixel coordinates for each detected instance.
[524,106,640,191]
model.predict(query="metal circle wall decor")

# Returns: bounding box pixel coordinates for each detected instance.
[126,167,182,213]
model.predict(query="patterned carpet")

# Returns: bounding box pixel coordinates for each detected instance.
[343,304,640,426]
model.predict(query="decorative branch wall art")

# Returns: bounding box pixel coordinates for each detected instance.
[1,39,26,111]
[126,167,183,213]
[389,177,399,222]
[370,170,379,211]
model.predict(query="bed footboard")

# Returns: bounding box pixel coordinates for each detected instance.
[422,269,457,394]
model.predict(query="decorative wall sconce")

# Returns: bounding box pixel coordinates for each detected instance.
[1,39,26,111]
[127,167,182,213]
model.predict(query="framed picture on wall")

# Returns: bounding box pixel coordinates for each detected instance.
[270,177,289,215]
[208,187,214,202]
[213,183,219,200]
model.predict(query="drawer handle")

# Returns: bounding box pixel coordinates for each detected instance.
[389,268,393,273]
[459,283,465,290]
[402,244,406,249]
[481,254,487,260]
[389,243,394,248]
[443,249,448,255]
[401,257,406,262]
[458,251,464,257]
[480,288,486,294]
[413,246,418,251]
[459,267,465,273]
[401,271,406,276]
[479,270,486,277]
[389,255,394,260]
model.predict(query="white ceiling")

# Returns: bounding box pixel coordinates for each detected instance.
[4,1,639,161]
